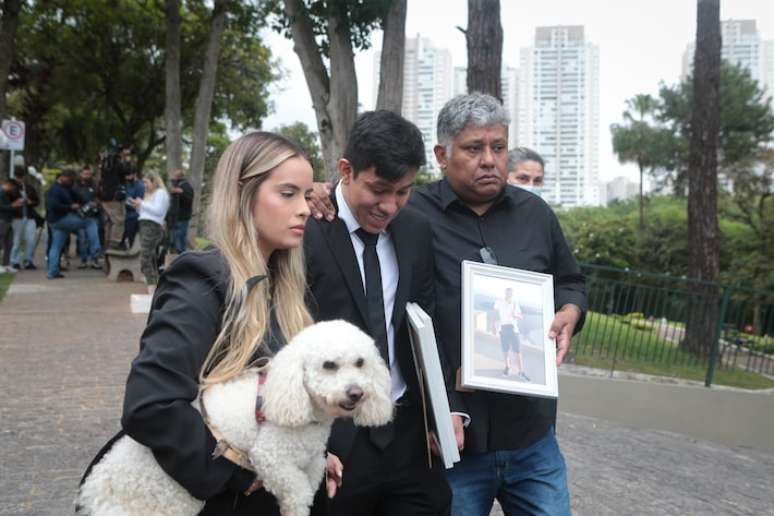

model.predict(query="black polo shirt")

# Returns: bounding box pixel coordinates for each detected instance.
[410,178,587,452]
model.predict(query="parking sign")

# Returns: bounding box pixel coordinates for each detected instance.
[1,120,25,151]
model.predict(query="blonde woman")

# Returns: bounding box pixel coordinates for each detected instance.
[80,133,316,515]
[127,171,170,290]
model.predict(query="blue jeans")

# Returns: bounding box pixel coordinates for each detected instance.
[10,218,37,265]
[446,428,570,516]
[48,214,101,277]
[170,219,190,254]
[77,217,101,262]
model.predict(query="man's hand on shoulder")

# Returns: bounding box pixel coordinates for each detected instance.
[308,182,335,221]
[549,304,582,366]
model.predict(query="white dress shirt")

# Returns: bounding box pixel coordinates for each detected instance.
[336,186,406,401]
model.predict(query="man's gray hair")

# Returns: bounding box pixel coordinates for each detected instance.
[436,93,510,151]
[507,147,545,172]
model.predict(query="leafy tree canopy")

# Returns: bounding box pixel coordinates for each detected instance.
[656,62,774,192]
[274,121,326,181]
[557,195,772,290]
[610,63,774,196]
[8,0,278,169]
[262,0,392,57]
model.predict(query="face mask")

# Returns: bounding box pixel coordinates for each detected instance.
[512,183,543,198]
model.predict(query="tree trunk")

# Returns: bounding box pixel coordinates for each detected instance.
[282,0,358,182]
[0,0,22,181]
[684,0,721,356]
[375,0,406,113]
[466,0,502,100]
[164,0,183,177]
[325,5,358,175]
[638,161,645,229]
[189,0,228,237]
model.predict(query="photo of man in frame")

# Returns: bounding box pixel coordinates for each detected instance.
[494,287,529,381]
[471,276,547,387]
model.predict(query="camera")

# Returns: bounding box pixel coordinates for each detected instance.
[78,201,100,218]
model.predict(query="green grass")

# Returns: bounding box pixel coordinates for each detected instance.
[574,355,774,390]
[194,237,212,250]
[0,273,14,303]
[573,311,774,390]
[725,332,774,354]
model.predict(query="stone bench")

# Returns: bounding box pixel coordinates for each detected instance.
[105,240,144,283]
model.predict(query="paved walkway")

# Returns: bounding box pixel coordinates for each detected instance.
[1,268,773,515]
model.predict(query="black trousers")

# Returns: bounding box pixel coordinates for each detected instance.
[326,401,452,516]
[0,220,11,266]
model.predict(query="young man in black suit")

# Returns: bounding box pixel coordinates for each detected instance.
[304,110,462,516]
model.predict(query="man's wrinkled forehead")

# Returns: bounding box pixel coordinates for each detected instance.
[453,123,508,144]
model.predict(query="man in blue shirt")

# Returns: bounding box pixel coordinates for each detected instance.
[122,169,144,248]
[46,170,102,279]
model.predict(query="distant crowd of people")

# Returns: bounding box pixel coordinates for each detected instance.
[0,147,194,286]
[0,167,44,273]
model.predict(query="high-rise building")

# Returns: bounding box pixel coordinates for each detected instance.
[453,66,466,98]
[606,176,640,204]
[682,19,774,96]
[762,39,774,99]
[518,25,601,207]
[374,36,453,170]
[453,66,519,146]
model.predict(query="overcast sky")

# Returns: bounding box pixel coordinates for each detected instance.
[261,0,774,183]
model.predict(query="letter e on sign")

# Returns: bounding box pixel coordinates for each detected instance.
[1,120,25,151]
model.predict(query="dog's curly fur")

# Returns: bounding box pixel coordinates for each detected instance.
[76,320,394,516]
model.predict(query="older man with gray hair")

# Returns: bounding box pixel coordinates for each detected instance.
[409,93,587,516]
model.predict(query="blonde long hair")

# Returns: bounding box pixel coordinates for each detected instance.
[200,132,313,387]
[142,171,166,198]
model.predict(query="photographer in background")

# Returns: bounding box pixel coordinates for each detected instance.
[122,168,144,249]
[46,170,102,279]
[166,168,194,254]
[9,167,41,270]
[0,179,22,273]
[98,144,133,249]
[73,165,102,269]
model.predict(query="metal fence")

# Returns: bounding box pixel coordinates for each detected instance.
[570,263,774,386]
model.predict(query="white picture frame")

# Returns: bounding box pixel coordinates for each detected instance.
[406,302,461,469]
[460,261,558,399]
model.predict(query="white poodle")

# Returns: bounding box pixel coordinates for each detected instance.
[76,320,394,516]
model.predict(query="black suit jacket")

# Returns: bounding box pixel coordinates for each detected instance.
[120,250,260,499]
[304,197,452,459]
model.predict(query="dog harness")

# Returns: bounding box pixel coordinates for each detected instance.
[203,369,269,471]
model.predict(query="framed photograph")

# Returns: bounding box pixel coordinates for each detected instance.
[406,302,461,469]
[460,261,558,399]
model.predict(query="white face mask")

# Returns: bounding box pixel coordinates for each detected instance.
[511,183,543,198]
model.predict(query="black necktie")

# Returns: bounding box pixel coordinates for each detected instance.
[355,228,394,450]
[356,228,389,365]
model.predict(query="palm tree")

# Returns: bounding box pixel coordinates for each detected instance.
[611,94,666,229]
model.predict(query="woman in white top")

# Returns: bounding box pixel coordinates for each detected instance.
[128,171,170,290]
